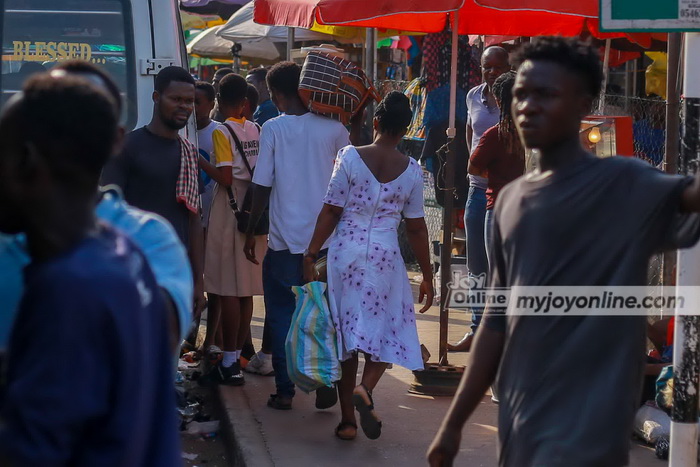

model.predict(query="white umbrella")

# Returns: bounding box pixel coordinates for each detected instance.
[216,2,354,60]
[187,26,239,59]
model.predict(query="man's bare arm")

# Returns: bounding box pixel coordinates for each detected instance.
[427,325,505,466]
[681,175,700,212]
[243,183,272,264]
[188,210,205,319]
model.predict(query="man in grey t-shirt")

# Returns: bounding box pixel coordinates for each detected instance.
[429,37,700,466]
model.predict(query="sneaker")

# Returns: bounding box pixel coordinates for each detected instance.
[199,362,245,387]
[245,352,274,376]
[244,352,263,374]
[257,354,274,376]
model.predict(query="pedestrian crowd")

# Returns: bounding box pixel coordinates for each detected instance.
[1,36,699,467]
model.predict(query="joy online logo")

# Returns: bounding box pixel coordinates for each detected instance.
[446,267,507,309]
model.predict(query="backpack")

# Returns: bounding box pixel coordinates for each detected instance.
[298,51,380,125]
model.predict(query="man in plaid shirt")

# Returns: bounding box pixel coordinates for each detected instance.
[102,66,205,322]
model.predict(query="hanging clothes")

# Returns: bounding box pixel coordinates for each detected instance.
[421,28,481,129]
[404,77,427,141]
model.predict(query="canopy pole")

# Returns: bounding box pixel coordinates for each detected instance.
[287,27,295,61]
[597,39,611,114]
[663,33,682,293]
[438,11,459,365]
[365,28,377,128]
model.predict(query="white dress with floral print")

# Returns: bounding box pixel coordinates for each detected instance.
[323,146,425,370]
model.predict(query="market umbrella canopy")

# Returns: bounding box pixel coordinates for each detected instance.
[187,25,237,59]
[253,0,464,33]
[217,2,341,59]
[473,0,597,17]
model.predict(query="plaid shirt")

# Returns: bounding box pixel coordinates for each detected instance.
[176,136,200,214]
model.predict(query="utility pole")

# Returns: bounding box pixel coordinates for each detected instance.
[670,31,700,467]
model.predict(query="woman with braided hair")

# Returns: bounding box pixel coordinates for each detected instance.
[468,70,525,268]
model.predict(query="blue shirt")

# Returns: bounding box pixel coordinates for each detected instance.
[0,226,181,466]
[96,189,192,341]
[253,99,279,126]
[0,235,29,350]
[0,189,192,351]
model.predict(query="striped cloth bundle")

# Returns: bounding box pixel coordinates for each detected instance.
[286,281,341,393]
[298,51,379,125]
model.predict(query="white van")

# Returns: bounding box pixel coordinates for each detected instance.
[1,0,194,136]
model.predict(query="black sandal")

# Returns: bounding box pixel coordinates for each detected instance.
[352,384,382,440]
[334,421,357,441]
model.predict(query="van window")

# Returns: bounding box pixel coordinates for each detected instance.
[1,0,136,128]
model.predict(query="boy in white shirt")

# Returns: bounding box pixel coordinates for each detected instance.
[243,62,361,409]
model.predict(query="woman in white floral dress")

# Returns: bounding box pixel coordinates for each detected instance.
[304,92,434,441]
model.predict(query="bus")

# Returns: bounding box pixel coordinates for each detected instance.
[1,0,193,136]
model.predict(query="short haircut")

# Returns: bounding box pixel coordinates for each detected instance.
[195,80,216,102]
[513,36,603,97]
[154,66,195,94]
[213,67,234,81]
[218,73,248,107]
[246,83,259,111]
[53,59,122,114]
[482,46,509,63]
[266,61,300,98]
[247,67,268,83]
[16,74,118,181]
[375,91,413,137]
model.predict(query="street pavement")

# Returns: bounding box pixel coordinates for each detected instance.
[216,282,667,466]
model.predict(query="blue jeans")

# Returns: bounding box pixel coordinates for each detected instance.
[262,248,326,398]
[484,209,495,269]
[464,186,488,332]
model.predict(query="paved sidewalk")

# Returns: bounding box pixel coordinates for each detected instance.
[217,292,665,466]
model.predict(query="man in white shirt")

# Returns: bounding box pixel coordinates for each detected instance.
[243,61,360,410]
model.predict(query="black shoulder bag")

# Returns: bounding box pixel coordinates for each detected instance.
[221,123,269,236]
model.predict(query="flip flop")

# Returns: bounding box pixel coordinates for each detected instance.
[352,384,382,440]
[335,421,358,441]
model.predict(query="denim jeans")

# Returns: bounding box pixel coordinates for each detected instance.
[484,209,495,269]
[464,186,488,332]
[262,248,326,398]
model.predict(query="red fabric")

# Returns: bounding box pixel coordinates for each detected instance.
[253,0,461,31]
[253,0,661,46]
[469,126,524,210]
[601,48,641,68]
[474,0,597,18]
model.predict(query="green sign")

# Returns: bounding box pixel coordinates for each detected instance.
[600,0,700,31]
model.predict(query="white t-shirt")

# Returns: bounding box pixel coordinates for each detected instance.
[253,113,350,253]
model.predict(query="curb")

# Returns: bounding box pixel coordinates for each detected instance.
[215,385,274,467]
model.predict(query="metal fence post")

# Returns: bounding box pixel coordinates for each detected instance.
[670,31,700,467]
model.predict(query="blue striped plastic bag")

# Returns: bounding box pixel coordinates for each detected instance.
[286,281,341,393]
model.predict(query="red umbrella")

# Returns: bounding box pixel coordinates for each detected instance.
[473,0,597,18]
[253,0,463,32]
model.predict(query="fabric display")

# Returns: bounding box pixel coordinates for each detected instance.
[421,28,481,129]
[404,77,427,141]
